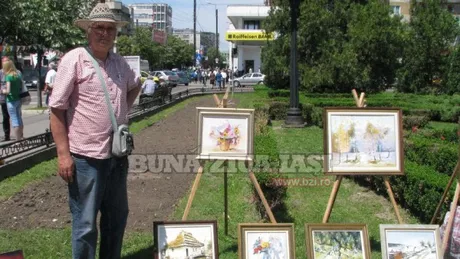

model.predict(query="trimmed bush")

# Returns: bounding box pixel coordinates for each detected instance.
[268,102,289,120]
[355,161,453,223]
[253,107,286,219]
[310,107,323,128]
[268,89,290,98]
[403,115,430,130]
[404,135,458,175]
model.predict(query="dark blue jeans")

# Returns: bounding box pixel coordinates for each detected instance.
[69,154,129,259]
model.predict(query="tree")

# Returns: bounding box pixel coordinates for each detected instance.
[397,0,460,93]
[203,47,226,69]
[262,0,404,92]
[445,46,460,94]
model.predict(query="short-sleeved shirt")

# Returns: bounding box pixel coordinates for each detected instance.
[45,69,57,88]
[5,74,22,102]
[49,47,140,159]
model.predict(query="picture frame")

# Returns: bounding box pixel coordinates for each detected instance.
[323,107,404,175]
[153,220,219,259]
[305,223,371,259]
[238,223,296,259]
[380,224,443,259]
[196,107,254,161]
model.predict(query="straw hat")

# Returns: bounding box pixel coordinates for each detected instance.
[74,3,129,31]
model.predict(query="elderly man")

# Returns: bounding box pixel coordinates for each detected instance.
[44,62,57,106]
[49,3,141,259]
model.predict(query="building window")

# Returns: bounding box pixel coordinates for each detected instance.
[391,5,400,15]
[243,20,261,30]
[161,6,165,12]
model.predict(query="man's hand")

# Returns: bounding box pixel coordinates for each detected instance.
[58,154,74,183]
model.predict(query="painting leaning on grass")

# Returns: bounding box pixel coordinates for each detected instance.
[323,108,404,175]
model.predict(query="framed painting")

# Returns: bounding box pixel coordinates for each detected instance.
[380,224,442,259]
[238,223,296,259]
[196,107,254,161]
[153,220,219,259]
[323,108,404,175]
[305,223,371,259]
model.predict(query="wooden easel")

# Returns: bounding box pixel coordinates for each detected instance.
[182,91,277,236]
[322,89,403,224]
[430,155,460,254]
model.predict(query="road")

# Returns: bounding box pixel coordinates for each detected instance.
[3,83,207,140]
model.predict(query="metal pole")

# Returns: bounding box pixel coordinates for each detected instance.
[285,0,304,126]
[194,0,197,67]
[216,8,219,67]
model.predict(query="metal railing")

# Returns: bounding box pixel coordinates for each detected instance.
[0,86,253,161]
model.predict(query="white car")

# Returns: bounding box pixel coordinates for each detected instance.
[151,70,179,87]
[232,73,265,87]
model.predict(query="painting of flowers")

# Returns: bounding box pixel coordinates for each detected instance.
[197,108,254,161]
[208,120,242,152]
[323,108,403,175]
[238,223,295,259]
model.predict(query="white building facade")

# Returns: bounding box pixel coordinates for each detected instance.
[226,5,272,75]
[128,3,172,34]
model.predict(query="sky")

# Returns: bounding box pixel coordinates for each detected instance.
[121,0,265,51]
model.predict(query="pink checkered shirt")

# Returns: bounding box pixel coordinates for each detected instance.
[49,47,140,159]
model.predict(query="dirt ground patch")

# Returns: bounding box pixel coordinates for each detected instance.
[0,96,217,232]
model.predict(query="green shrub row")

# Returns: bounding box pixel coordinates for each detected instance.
[404,135,459,175]
[268,89,290,98]
[253,107,286,219]
[355,160,453,223]
[402,115,430,130]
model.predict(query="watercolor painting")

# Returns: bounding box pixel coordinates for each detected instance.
[380,225,442,259]
[239,224,295,259]
[306,224,371,259]
[197,108,254,161]
[246,231,289,259]
[154,221,218,259]
[324,109,403,175]
[312,231,365,259]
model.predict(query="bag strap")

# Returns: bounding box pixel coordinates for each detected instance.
[84,47,118,133]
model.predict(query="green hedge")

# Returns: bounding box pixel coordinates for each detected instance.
[253,107,286,219]
[268,89,290,98]
[404,135,458,175]
[356,160,453,223]
[402,115,430,130]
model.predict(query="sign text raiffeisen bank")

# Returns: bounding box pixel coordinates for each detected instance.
[225,32,275,41]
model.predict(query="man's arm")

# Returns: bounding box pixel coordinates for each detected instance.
[50,108,74,183]
[127,84,141,109]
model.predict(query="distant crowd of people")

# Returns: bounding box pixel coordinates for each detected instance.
[191,68,232,89]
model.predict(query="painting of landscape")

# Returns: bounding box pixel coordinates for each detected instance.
[311,230,366,259]
[384,230,439,259]
[325,109,402,174]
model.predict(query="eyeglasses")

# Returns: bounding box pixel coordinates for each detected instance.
[90,25,117,35]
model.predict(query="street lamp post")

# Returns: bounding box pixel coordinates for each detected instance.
[285,0,304,126]
[207,2,219,69]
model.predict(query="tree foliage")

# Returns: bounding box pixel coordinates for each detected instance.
[1,0,97,52]
[397,0,460,93]
[117,28,194,70]
[263,0,404,93]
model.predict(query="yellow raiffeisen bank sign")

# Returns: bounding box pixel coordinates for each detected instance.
[225,31,275,41]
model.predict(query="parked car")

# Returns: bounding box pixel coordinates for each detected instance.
[22,67,49,90]
[151,70,179,87]
[176,71,189,86]
[231,73,265,87]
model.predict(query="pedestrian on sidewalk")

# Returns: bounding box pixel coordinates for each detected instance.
[49,3,141,259]
[216,70,223,90]
[0,59,10,142]
[221,70,227,88]
[1,58,24,141]
[209,71,216,88]
[44,62,57,106]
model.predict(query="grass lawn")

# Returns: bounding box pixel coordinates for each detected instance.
[0,90,436,258]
